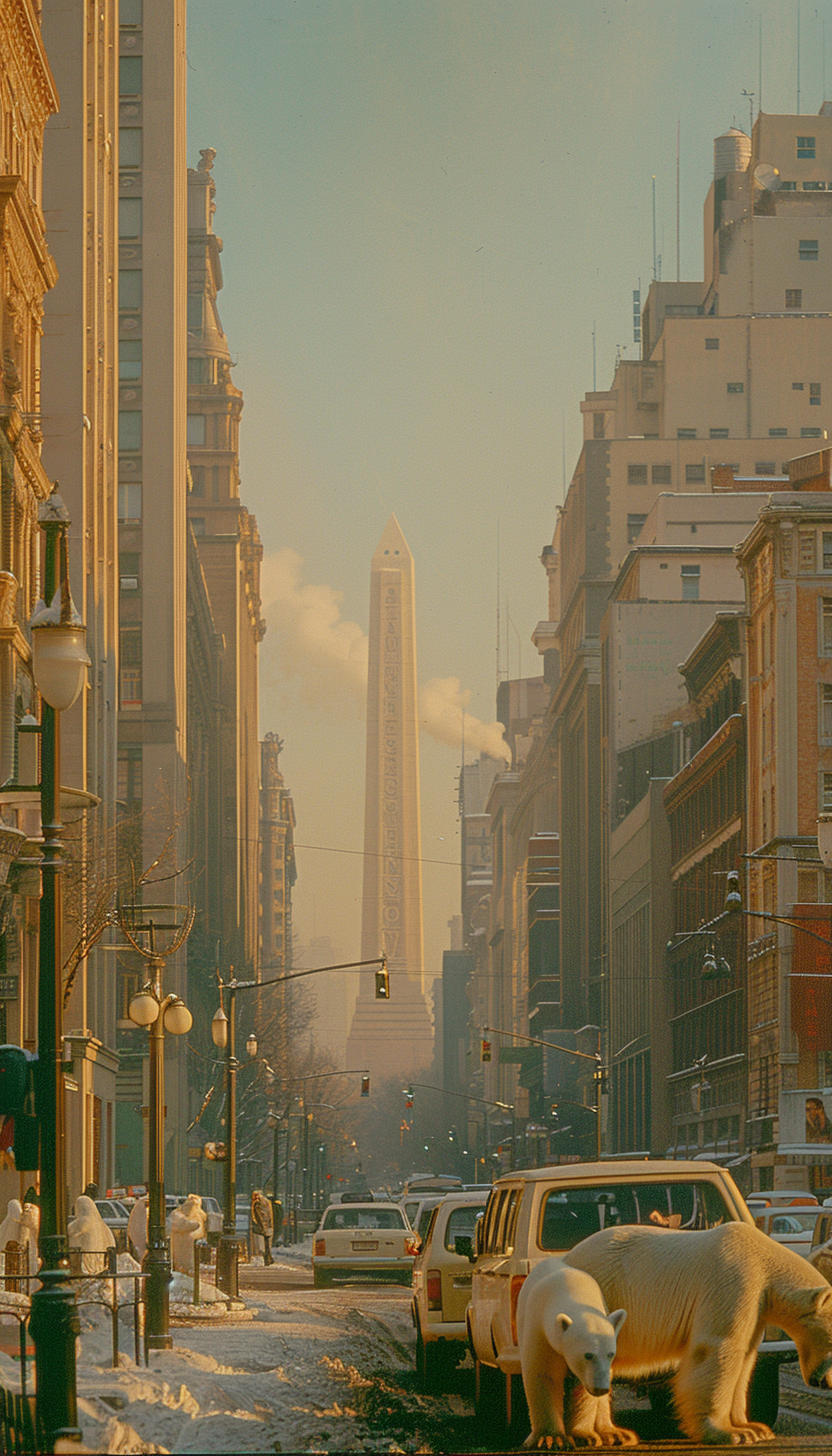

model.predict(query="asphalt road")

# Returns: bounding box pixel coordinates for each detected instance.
[247,1257,832,1453]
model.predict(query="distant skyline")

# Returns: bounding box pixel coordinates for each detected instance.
[186,0,832,994]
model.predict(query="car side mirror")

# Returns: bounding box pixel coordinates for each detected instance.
[455,1234,474,1262]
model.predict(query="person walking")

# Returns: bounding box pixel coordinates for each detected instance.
[250,1189,274,1265]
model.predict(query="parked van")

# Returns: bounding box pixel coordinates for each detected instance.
[411,1191,488,1389]
[467,1160,788,1433]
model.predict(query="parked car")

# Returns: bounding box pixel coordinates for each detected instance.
[467,1160,789,1434]
[403,1195,448,1248]
[411,1191,487,1389]
[747,1190,819,1212]
[200,1195,223,1244]
[94,1198,130,1253]
[312,1201,417,1287]
[753,1207,822,1258]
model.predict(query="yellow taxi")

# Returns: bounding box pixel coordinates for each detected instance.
[312,1200,417,1287]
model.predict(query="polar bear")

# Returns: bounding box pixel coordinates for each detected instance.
[565,1221,832,1445]
[516,1260,635,1450]
[68,1194,114,1275]
[169,1194,207,1274]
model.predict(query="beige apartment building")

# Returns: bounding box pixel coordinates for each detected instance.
[113,0,190,1192]
[40,0,121,1195]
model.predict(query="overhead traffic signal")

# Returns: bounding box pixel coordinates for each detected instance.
[360,1075,370,1097]
[375,959,390,999]
[481,1038,491,1063]
[725,870,742,915]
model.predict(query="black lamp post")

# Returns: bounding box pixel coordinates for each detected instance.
[27,490,90,1447]
[126,972,192,1348]
[212,979,257,1296]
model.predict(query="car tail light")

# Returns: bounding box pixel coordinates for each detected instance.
[510,1274,527,1345]
[314,1238,326,1256]
[405,1236,418,1256]
[427,1270,442,1311]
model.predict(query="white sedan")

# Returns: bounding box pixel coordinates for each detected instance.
[312,1202,418,1287]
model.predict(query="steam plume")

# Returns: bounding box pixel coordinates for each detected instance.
[260,549,510,762]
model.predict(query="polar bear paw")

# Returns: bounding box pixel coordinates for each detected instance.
[597,1425,639,1447]
[701,1418,774,1445]
[522,1433,573,1451]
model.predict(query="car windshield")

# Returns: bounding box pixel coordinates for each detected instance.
[202,1197,220,1214]
[322,1207,406,1231]
[444,1203,486,1252]
[538,1180,733,1250]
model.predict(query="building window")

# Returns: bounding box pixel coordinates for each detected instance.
[755,462,776,475]
[799,239,820,261]
[118,56,142,95]
[802,427,825,438]
[187,414,206,446]
[627,463,648,485]
[804,180,826,191]
[705,337,719,350]
[677,428,696,439]
[118,198,142,238]
[727,382,744,394]
[793,381,805,391]
[822,773,832,811]
[119,340,142,380]
[627,514,647,544]
[823,532,832,570]
[786,289,803,309]
[821,684,832,745]
[187,295,203,329]
[116,752,143,808]
[118,410,141,452]
[811,383,822,405]
[686,462,706,483]
[652,463,671,485]
[118,483,141,522]
[797,135,816,159]
[118,269,142,310]
[187,357,207,383]
[119,553,140,593]
[119,128,142,168]
[191,517,206,537]
[710,428,729,438]
[593,413,605,439]
[681,565,700,601]
[821,600,832,655]
[800,530,818,571]
[769,427,787,437]
[190,466,205,497]
[120,0,143,24]
[119,627,142,708]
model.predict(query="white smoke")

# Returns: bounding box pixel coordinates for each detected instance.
[419,676,511,763]
[260,548,368,703]
[260,548,510,762]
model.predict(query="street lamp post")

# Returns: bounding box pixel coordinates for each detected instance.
[28,490,90,1448]
[212,980,257,1296]
[127,971,192,1349]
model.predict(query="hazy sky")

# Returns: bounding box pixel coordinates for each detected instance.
[186,0,832,989]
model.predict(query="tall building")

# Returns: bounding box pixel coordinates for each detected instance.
[40,0,120,1194]
[113,0,190,1192]
[259,733,296,981]
[0,0,59,1204]
[186,150,264,980]
[346,516,433,1080]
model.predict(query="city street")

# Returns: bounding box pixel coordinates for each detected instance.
[67,1258,832,1453]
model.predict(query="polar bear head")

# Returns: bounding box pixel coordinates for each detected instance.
[789,1285,832,1389]
[555,1307,627,1397]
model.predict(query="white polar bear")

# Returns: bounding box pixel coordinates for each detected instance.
[169,1194,207,1275]
[127,1195,148,1262]
[565,1221,832,1446]
[516,1260,634,1450]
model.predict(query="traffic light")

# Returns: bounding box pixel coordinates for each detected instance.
[375,960,390,999]
[360,1075,370,1097]
[593,1063,609,1095]
[481,1038,492,1063]
[404,1086,414,1109]
[725,869,742,915]
[550,1101,559,1117]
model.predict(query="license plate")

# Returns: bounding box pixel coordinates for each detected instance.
[352,1240,378,1250]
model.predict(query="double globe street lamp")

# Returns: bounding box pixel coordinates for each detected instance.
[211,984,258,1297]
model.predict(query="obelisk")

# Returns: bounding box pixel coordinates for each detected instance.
[346,516,433,1080]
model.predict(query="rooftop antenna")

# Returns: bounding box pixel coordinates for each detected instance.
[561,409,567,498]
[742,89,754,138]
[496,520,501,691]
[824,16,827,106]
[797,0,801,115]
[592,320,597,391]
[652,175,657,281]
[759,15,763,115]
[676,119,680,282]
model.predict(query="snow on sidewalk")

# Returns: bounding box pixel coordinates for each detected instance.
[31,1284,462,1453]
